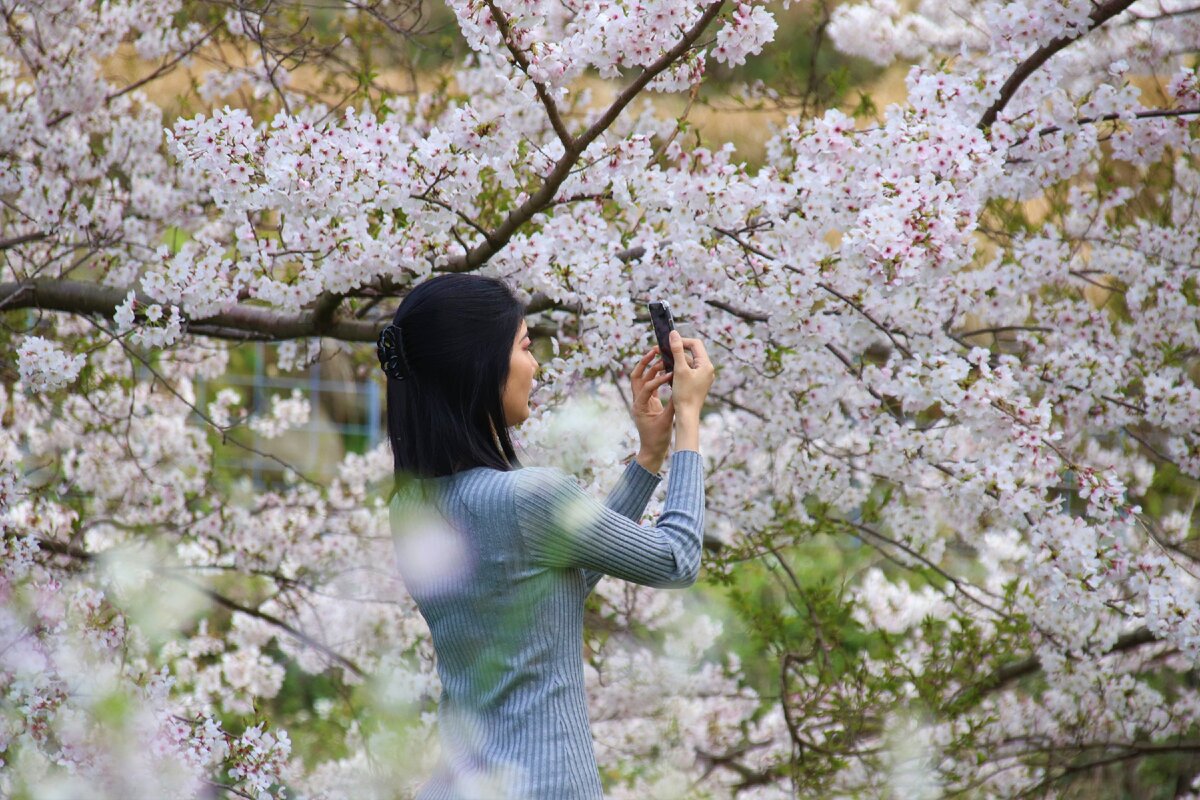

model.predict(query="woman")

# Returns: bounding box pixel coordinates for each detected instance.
[381,273,714,799]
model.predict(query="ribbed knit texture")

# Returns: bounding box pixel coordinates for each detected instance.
[389,448,706,800]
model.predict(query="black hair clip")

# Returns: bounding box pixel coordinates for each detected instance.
[376,324,413,381]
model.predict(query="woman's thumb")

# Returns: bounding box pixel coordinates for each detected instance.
[669,329,683,354]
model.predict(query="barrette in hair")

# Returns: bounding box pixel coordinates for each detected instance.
[376,324,412,381]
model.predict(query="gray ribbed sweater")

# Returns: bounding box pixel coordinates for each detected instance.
[389,448,706,800]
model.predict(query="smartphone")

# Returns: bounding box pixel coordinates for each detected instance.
[648,300,676,382]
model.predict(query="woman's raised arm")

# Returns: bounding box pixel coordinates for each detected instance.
[514,449,705,588]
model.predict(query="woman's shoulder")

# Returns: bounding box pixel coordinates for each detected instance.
[426,465,581,517]
[511,465,575,491]
[452,465,561,498]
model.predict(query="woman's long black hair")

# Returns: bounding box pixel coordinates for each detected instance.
[382,273,526,483]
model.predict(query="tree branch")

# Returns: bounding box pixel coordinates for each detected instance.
[0,231,50,251]
[484,0,574,150]
[171,573,365,678]
[959,325,1052,337]
[439,0,726,273]
[44,23,222,128]
[1036,106,1200,137]
[984,627,1156,692]
[979,0,1138,131]
[4,258,659,342]
[706,297,768,322]
[0,279,382,341]
[1,3,720,343]
[1000,106,1200,155]
[30,535,365,678]
[816,281,913,359]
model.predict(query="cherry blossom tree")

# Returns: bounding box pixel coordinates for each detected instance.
[2,0,1199,797]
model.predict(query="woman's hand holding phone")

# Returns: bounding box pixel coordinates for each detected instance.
[639,332,714,411]
[630,330,714,463]
[638,330,714,455]
[661,330,713,415]
[630,348,676,471]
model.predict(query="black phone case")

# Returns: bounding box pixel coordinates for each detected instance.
[648,300,676,380]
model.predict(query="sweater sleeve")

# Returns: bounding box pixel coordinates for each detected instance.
[514,449,705,589]
[581,457,666,591]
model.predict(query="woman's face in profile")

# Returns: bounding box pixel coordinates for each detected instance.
[502,320,538,426]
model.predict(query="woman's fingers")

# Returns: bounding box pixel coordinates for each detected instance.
[632,345,683,403]
[631,347,658,378]
[636,368,673,405]
[634,350,668,379]
[678,337,708,368]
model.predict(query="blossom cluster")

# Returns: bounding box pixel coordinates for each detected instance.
[16,336,86,393]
